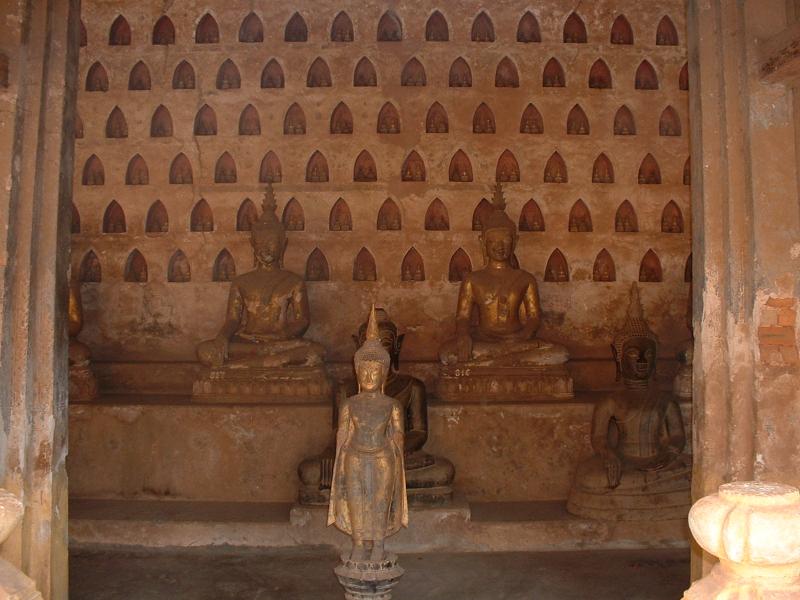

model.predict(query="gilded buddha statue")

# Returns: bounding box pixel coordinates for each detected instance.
[299,308,454,505]
[328,306,408,562]
[68,278,98,401]
[193,185,330,402]
[437,183,572,401]
[567,283,691,521]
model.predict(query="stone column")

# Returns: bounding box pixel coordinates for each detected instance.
[683,481,800,598]
[687,0,800,579]
[0,1,79,599]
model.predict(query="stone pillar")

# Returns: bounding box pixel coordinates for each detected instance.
[0,490,43,600]
[0,0,79,598]
[687,0,800,579]
[683,481,800,598]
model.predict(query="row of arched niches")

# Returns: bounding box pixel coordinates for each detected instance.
[85,102,684,140]
[79,151,689,186]
[73,195,691,284]
[88,11,681,47]
[76,245,692,285]
[84,55,686,92]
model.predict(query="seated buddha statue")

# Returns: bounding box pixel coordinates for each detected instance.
[299,308,455,506]
[567,283,691,521]
[438,184,569,368]
[197,185,325,369]
[68,278,98,401]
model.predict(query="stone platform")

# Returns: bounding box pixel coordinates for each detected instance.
[437,364,574,402]
[192,365,332,403]
[68,498,690,554]
[68,393,691,503]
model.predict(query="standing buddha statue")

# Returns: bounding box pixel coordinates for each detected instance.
[298,308,455,506]
[567,283,692,520]
[328,305,408,561]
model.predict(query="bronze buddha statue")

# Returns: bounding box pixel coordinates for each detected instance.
[193,185,329,402]
[437,184,572,401]
[68,278,98,401]
[567,283,691,520]
[299,308,455,505]
[327,305,408,563]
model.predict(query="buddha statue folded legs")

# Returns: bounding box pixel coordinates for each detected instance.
[192,185,330,403]
[567,283,691,521]
[437,183,572,401]
[299,309,455,506]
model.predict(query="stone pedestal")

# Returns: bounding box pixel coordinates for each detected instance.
[683,481,800,599]
[0,490,43,600]
[192,366,332,403]
[334,554,404,600]
[436,364,573,402]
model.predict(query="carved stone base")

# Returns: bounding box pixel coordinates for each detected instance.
[567,461,692,521]
[334,554,404,600]
[192,366,332,403]
[437,364,573,402]
[299,484,453,508]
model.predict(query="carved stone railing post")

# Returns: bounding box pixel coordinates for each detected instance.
[0,490,43,600]
[684,481,800,598]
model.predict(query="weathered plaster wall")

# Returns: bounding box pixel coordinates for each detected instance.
[72,0,691,374]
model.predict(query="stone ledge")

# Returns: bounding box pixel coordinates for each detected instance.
[69,498,690,554]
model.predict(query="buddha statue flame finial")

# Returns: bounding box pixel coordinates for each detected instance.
[482,181,516,234]
[254,183,283,233]
[613,282,658,365]
[354,304,391,370]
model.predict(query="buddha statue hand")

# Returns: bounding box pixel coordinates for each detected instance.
[604,451,622,489]
[198,336,228,367]
[456,332,473,363]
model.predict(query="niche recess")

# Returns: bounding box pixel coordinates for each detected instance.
[567,104,590,135]
[449,150,473,182]
[636,61,659,90]
[611,15,633,44]
[260,152,282,183]
[614,105,636,135]
[545,250,569,282]
[306,151,329,182]
[543,58,565,87]
[589,59,612,89]
[216,60,241,90]
[401,58,426,86]
[150,105,173,137]
[106,107,128,138]
[86,62,108,91]
[377,11,402,41]
[194,104,217,135]
[593,250,616,282]
[661,201,684,233]
[331,12,354,42]
[284,103,306,134]
[520,104,543,134]
[331,102,354,134]
[307,58,332,87]
[237,199,258,231]
[261,60,285,88]
[639,250,663,282]
[568,199,592,232]
[213,250,236,282]
[195,14,219,43]
[449,249,472,282]
[168,250,191,283]
[109,15,131,45]
[424,199,449,230]
[190,199,214,232]
[285,13,308,42]
[426,11,449,41]
[146,200,169,233]
[592,153,614,183]
[377,103,400,133]
[239,13,264,43]
[283,199,305,231]
[172,61,195,89]
[102,200,126,233]
[401,151,426,182]
[124,250,148,283]
[638,154,662,184]
[354,150,377,181]
[426,102,448,133]
[128,61,151,90]
[519,199,544,232]
[82,155,104,185]
[659,106,682,136]
[169,153,192,184]
[471,12,495,42]
[473,103,496,133]
[377,199,401,230]
[615,200,638,232]
[401,248,425,281]
[472,198,492,230]
[656,16,679,45]
[306,249,330,281]
[354,58,377,86]
[153,16,175,45]
[495,57,519,87]
[353,248,377,281]
[563,13,587,43]
[80,251,101,283]
[517,12,541,42]
[215,152,237,183]
[125,154,149,185]
[449,58,472,87]
[496,150,520,182]
[239,105,261,135]
[544,152,567,183]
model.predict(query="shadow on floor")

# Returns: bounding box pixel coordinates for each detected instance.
[70,546,689,600]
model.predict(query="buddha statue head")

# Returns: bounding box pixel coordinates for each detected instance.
[354,307,404,371]
[354,305,392,393]
[251,184,287,268]
[480,183,517,266]
[612,283,658,386]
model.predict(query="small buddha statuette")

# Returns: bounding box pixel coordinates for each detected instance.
[68,278,98,401]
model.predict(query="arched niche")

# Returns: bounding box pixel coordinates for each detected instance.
[472,198,492,231]
[401,58,426,86]
[377,198,402,230]
[153,16,175,45]
[195,13,219,43]
[615,200,638,232]
[307,57,332,87]
[495,57,519,87]
[169,153,192,184]
[239,104,261,136]
[401,151,426,182]
[259,152,282,183]
[285,13,308,42]
[639,250,663,282]
[150,105,173,137]
[520,104,543,134]
[329,198,352,231]
[426,11,449,41]
[82,154,104,185]
[473,103,495,133]
[237,199,258,231]
[172,61,195,89]
[638,154,662,184]
[216,59,241,90]
[656,15,679,45]
[449,150,473,182]
[496,150,520,182]
[331,102,354,134]
[109,15,131,45]
[659,106,682,136]
[567,104,590,135]
[563,12,587,43]
[284,103,306,135]
[543,58,565,87]
[194,104,217,135]
[213,249,237,282]
[79,250,102,283]
[105,106,127,138]
[592,153,614,183]
[190,199,214,232]
[661,200,684,233]
[377,11,402,41]
[124,250,148,283]
[636,60,659,90]
[128,61,151,90]
[517,12,541,43]
[519,199,544,232]
[449,58,472,87]
[401,248,425,281]
[261,59,284,88]
[611,15,633,44]
[125,154,149,185]
[102,200,126,233]
[239,12,264,43]
[354,150,377,182]
[214,151,237,183]
[471,12,495,42]
[589,59,612,89]
[145,200,169,233]
[424,198,449,231]
[544,249,569,282]
[544,152,567,183]
[377,102,400,133]
[353,248,377,281]
[448,249,472,282]
[331,12,354,42]
[426,102,448,133]
[354,57,377,86]
[614,105,636,135]
[306,151,329,182]
[168,250,191,283]
[306,248,330,281]
[568,199,593,232]
[86,62,108,92]
[592,250,616,282]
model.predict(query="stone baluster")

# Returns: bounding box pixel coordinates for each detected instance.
[0,490,43,599]
[684,481,800,598]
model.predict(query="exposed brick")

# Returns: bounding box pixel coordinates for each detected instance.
[766,297,797,308]
[758,326,797,346]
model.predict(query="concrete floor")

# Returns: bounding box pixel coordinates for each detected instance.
[70,546,690,600]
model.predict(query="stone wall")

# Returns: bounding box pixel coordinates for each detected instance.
[72,0,691,372]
